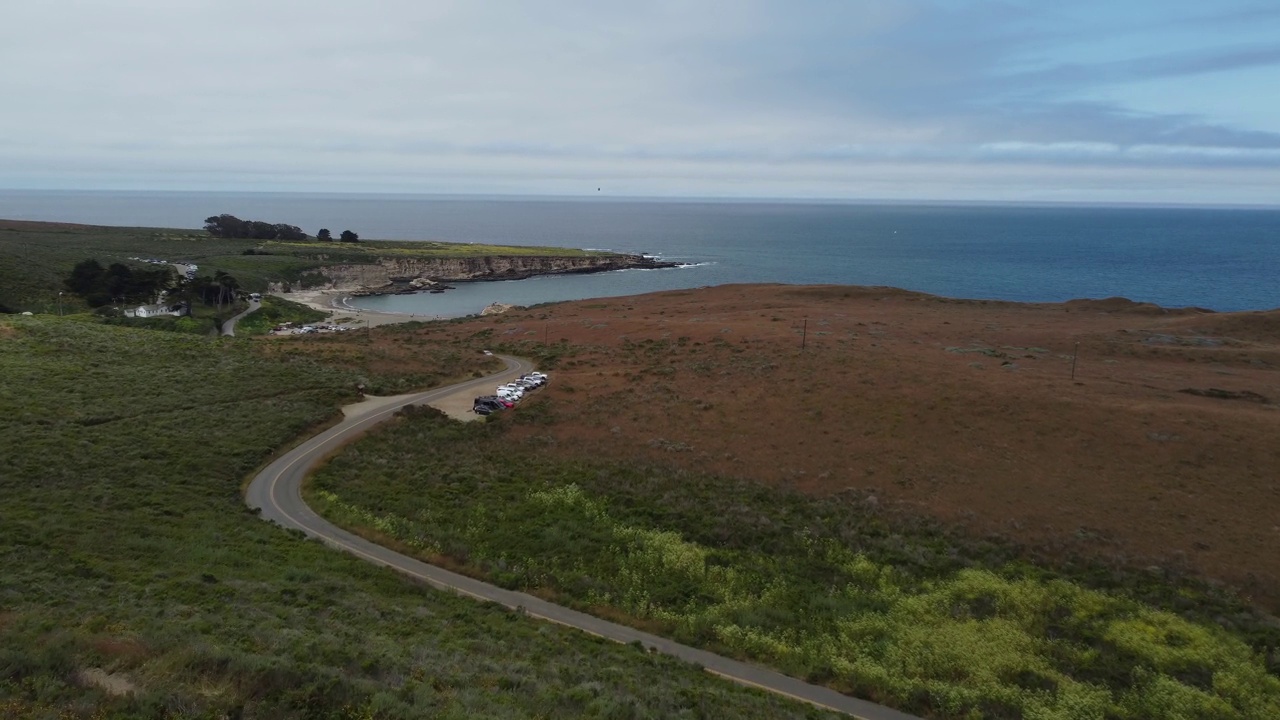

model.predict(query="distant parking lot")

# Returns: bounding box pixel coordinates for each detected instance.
[270,322,351,336]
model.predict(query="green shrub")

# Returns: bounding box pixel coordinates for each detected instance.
[311,410,1280,720]
[0,317,825,718]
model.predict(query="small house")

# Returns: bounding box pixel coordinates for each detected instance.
[125,304,186,318]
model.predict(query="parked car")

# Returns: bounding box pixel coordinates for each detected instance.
[473,398,502,413]
[475,395,513,409]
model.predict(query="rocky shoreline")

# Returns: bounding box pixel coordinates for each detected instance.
[332,253,683,298]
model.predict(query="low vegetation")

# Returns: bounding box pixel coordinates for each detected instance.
[310,407,1280,720]
[234,295,330,336]
[0,317,825,718]
[254,320,498,395]
[99,312,218,335]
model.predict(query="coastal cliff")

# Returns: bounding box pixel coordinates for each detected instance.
[289,253,678,294]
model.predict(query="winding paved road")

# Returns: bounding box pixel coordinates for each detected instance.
[245,356,920,720]
[221,297,260,337]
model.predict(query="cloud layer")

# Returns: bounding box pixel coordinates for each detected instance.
[2,1,1278,203]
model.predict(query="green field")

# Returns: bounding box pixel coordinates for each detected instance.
[309,406,1280,720]
[0,317,831,719]
[0,220,611,314]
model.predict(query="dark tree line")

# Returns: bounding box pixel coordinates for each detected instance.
[64,259,244,313]
[204,214,307,241]
[182,271,240,309]
[203,215,360,242]
[317,228,359,242]
[65,259,176,308]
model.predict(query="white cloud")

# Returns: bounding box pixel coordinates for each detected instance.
[1,0,1278,202]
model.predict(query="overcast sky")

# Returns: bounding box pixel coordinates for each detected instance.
[3,1,1279,204]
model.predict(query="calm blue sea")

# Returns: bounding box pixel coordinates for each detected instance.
[3,190,1278,314]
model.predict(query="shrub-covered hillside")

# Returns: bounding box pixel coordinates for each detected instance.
[0,317,830,719]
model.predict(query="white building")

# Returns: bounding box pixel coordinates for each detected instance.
[125,304,186,318]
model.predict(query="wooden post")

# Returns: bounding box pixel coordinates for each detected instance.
[801,318,807,350]
[1071,342,1080,380]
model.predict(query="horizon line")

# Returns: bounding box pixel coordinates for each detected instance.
[2,186,1279,212]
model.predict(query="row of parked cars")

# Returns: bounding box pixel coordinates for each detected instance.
[473,372,549,415]
[129,257,198,281]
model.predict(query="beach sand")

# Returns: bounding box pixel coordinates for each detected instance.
[278,289,420,328]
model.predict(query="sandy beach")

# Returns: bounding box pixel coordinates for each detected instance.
[282,288,519,327]
[279,289,421,328]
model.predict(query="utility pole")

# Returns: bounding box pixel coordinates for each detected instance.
[1071,342,1080,380]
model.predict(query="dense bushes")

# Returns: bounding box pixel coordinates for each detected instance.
[100,313,214,335]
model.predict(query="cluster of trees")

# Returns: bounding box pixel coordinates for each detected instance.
[204,215,307,240]
[317,228,360,243]
[65,259,244,312]
[65,259,175,308]
[183,270,241,309]
[202,214,361,243]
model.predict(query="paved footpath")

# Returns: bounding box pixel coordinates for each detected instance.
[245,355,922,720]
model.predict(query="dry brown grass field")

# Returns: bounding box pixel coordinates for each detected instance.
[358,284,1280,612]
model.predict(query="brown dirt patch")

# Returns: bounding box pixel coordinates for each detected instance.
[384,284,1280,611]
[89,636,150,664]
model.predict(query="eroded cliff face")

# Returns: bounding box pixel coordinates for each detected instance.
[297,254,674,292]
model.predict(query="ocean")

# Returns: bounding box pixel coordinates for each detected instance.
[3,190,1278,314]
